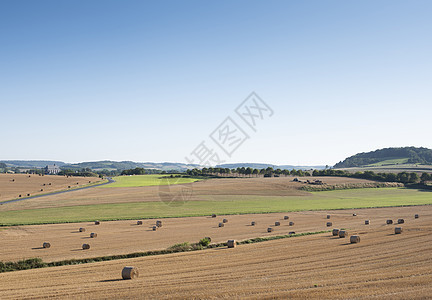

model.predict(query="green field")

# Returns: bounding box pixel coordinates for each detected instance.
[1,188,431,225]
[101,175,200,188]
[366,158,409,167]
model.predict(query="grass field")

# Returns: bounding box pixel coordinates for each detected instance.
[100,175,200,188]
[1,187,431,225]
[366,157,409,167]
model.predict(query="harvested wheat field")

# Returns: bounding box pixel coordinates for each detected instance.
[0,205,430,262]
[0,205,431,299]
[0,174,103,202]
[0,176,377,211]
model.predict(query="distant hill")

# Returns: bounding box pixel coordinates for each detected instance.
[334,147,432,169]
[217,163,326,170]
[63,161,198,171]
[0,160,66,168]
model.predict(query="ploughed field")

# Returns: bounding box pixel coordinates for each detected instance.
[0,174,103,202]
[0,205,431,299]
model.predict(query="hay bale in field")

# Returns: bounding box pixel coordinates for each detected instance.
[289,231,295,235]
[227,240,236,248]
[122,266,139,280]
[397,219,404,224]
[267,227,273,232]
[152,226,157,231]
[211,214,217,218]
[90,233,97,238]
[156,220,162,227]
[352,213,357,216]
[48,183,51,185]
[395,227,403,234]
[289,221,294,226]
[284,216,289,220]
[27,193,30,196]
[350,235,360,243]
[339,230,347,238]
[68,186,71,188]
[223,219,228,223]
[40,189,43,191]
[18,194,21,197]
[365,220,370,225]
[43,183,45,186]
[12,179,15,182]
[79,227,86,232]
[82,244,90,250]
[76,182,79,185]
[218,222,224,228]
[95,221,100,225]
[327,215,331,219]
[415,214,419,219]
[251,221,256,226]
[326,222,332,227]
[137,221,143,225]
[275,221,280,226]
[386,220,393,224]
[332,228,340,236]
[43,242,51,248]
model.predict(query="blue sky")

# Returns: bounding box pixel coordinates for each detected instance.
[1,1,431,165]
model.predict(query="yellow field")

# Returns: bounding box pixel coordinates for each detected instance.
[0,205,431,299]
[0,174,103,202]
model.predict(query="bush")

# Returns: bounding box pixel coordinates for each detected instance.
[199,237,211,247]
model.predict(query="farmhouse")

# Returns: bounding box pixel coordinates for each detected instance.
[44,164,61,175]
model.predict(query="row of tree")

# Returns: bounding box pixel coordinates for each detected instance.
[186,167,311,177]
[312,169,431,184]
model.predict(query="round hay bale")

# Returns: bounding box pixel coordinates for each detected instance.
[332,228,340,236]
[352,213,357,216]
[284,216,289,220]
[350,235,360,243]
[395,227,403,234]
[41,189,43,191]
[275,221,280,226]
[415,214,419,219]
[339,230,348,238]
[122,266,139,280]
[68,186,71,188]
[289,231,296,235]
[397,218,404,224]
[137,220,143,225]
[223,219,228,223]
[326,222,332,227]
[90,233,97,238]
[82,244,90,250]
[48,183,51,185]
[152,226,157,231]
[156,220,162,227]
[289,221,294,226]
[365,220,370,225]
[43,242,51,248]
[27,193,30,196]
[227,240,236,248]
[19,195,21,197]
[251,221,256,226]
[218,222,224,228]
[79,227,85,232]
[327,215,331,219]
[211,214,217,218]
[386,219,393,224]
[94,221,100,225]
[267,227,273,232]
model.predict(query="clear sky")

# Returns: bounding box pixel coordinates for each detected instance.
[1,0,431,166]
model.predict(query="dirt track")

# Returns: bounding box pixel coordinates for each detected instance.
[0,205,431,299]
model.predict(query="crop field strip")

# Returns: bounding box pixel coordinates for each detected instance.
[0,205,429,263]
[0,206,430,299]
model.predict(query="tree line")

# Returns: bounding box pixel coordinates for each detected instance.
[186,167,311,177]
